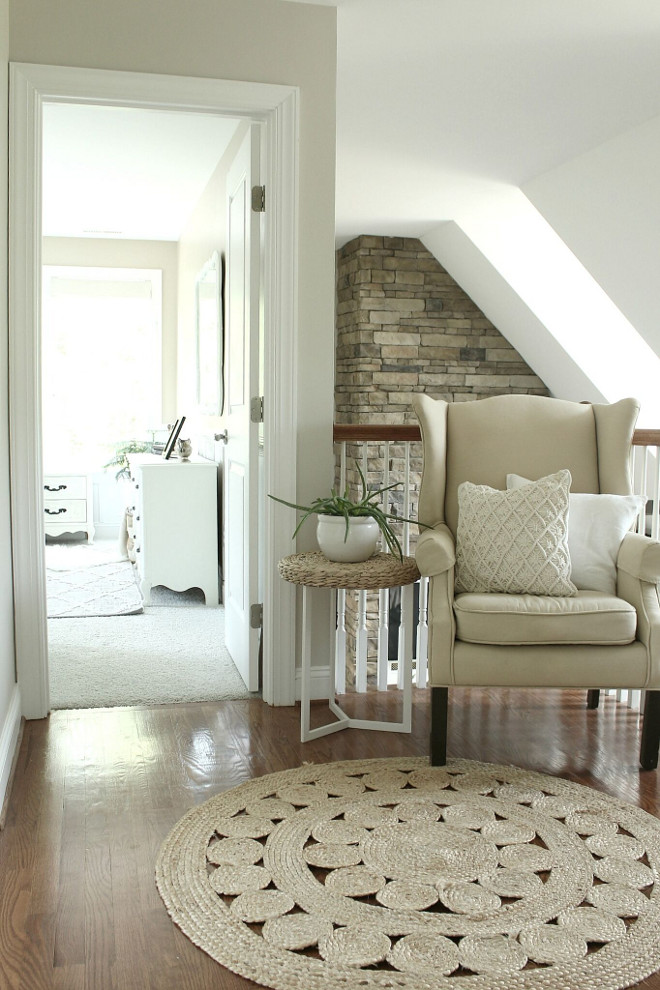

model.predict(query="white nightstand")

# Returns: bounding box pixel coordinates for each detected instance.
[43,474,95,543]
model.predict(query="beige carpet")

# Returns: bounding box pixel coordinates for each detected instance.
[48,605,251,709]
[156,757,660,990]
[45,540,251,709]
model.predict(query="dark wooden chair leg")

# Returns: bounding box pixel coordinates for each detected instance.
[587,689,600,709]
[641,691,660,770]
[430,687,448,766]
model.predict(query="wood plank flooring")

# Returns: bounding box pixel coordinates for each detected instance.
[2,687,660,989]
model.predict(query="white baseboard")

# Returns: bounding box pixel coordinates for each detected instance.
[0,684,22,821]
[295,665,331,701]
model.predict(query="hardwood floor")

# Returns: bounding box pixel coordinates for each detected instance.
[2,687,660,989]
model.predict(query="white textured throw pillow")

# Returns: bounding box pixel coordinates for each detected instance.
[507,473,645,595]
[456,470,576,596]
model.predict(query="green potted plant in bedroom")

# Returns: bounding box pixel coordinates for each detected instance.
[269,462,421,563]
[104,439,153,480]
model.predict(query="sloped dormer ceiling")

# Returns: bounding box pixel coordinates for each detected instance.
[287,0,660,423]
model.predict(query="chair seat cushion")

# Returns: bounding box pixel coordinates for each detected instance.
[454,591,637,646]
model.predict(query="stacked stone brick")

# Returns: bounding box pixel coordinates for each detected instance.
[336,234,547,425]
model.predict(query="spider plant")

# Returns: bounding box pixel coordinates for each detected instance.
[104,440,153,480]
[268,462,422,561]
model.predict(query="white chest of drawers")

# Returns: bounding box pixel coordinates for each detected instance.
[43,474,95,542]
[127,455,219,606]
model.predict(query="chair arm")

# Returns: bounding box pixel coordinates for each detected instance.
[617,532,660,584]
[415,524,456,577]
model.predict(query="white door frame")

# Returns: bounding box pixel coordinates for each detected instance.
[9,62,299,718]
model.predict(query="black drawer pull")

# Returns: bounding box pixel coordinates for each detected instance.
[45,507,67,515]
[45,484,67,492]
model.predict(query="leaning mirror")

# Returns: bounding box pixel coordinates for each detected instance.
[195,250,224,416]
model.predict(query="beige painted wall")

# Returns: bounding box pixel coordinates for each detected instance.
[10,0,338,511]
[42,237,179,422]
[0,0,17,760]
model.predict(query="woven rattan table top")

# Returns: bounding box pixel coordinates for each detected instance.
[277,551,420,590]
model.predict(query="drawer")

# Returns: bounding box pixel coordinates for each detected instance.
[44,499,87,523]
[44,475,87,500]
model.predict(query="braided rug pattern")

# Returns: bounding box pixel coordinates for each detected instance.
[155,757,660,990]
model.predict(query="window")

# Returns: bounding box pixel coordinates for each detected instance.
[42,266,163,472]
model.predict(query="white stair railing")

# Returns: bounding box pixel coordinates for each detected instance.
[608,435,660,711]
[333,425,424,693]
[332,424,660,711]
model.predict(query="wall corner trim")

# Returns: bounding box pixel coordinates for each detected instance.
[295,664,331,702]
[0,685,23,824]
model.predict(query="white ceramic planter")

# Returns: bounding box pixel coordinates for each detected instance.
[316,514,379,562]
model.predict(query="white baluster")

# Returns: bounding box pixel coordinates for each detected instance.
[340,441,347,491]
[631,446,643,532]
[377,588,389,691]
[377,442,391,689]
[652,446,660,540]
[641,448,649,533]
[334,442,347,693]
[381,440,391,549]
[396,443,412,688]
[335,588,346,695]
[356,589,368,693]
[416,576,428,688]
[399,582,414,732]
[402,441,411,557]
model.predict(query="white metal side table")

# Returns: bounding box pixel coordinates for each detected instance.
[278,551,420,742]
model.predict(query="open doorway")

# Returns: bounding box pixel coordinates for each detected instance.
[10,63,299,721]
[40,103,256,709]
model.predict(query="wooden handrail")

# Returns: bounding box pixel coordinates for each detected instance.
[334,424,660,446]
[633,430,660,446]
[333,424,421,442]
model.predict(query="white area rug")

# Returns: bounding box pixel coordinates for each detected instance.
[47,559,144,618]
[157,757,660,990]
[45,539,124,570]
[48,605,252,709]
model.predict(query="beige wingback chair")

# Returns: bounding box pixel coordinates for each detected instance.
[413,393,660,770]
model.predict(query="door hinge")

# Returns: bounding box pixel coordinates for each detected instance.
[250,395,264,423]
[251,185,265,213]
[250,603,263,629]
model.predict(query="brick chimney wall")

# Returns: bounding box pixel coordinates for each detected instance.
[335,235,548,424]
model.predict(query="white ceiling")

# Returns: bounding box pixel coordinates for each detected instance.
[42,1,660,249]
[292,0,660,245]
[42,103,240,240]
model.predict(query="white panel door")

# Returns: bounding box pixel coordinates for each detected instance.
[224,127,261,691]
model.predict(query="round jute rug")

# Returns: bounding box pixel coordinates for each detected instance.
[155,757,660,990]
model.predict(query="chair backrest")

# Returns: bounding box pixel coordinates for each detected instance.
[414,394,640,535]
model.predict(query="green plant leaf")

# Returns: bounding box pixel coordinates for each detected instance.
[268,458,429,560]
